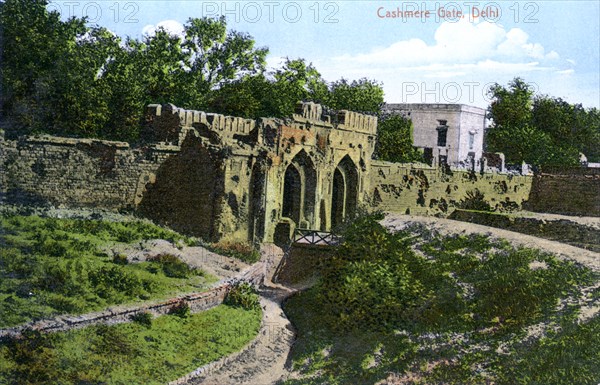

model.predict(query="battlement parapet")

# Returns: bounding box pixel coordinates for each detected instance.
[292,102,377,135]
[147,104,256,139]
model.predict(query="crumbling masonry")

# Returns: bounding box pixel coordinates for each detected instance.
[1,102,538,244]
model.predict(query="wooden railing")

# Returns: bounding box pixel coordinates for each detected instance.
[293,229,341,246]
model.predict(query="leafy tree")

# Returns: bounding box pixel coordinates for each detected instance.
[532,96,600,163]
[178,16,268,110]
[326,78,384,115]
[376,114,424,163]
[0,0,114,136]
[486,77,598,166]
[50,27,120,138]
[487,77,533,130]
[101,30,187,141]
[266,58,329,117]
[205,74,269,119]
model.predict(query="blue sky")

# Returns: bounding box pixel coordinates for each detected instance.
[49,1,600,109]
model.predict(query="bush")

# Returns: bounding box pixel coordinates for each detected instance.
[112,254,129,265]
[225,283,260,310]
[149,254,196,278]
[317,214,430,331]
[210,241,261,264]
[88,266,145,298]
[169,300,190,318]
[459,189,492,212]
[131,311,153,328]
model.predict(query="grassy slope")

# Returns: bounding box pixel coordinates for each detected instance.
[0,304,261,384]
[283,226,600,385]
[0,215,218,327]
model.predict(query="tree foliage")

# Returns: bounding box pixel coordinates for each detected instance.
[376,114,424,163]
[486,77,600,166]
[0,1,386,142]
[326,78,384,115]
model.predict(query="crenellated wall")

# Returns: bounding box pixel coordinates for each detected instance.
[12,101,595,246]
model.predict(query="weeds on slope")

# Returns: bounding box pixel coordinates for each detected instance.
[283,215,599,385]
[0,304,261,384]
[0,215,215,327]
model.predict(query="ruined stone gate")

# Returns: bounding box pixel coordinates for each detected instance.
[141,102,379,244]
[1,102,540,244]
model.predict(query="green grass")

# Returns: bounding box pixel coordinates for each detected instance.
[0,304,261,384]
[283,217,600,385]
[0,215,217,327]
[207,240,261,264]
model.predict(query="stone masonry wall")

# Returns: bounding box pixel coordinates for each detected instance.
[369,161,533,216]
[524,168,600,217]
[0,134,179,210]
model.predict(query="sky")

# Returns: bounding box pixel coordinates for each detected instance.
[49,0,600,109]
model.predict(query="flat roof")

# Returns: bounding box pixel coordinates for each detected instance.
[383,103,486,115]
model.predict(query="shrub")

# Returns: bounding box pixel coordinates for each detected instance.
[210,241,261,264]
[112,254,129,265]
[149,254,195,278]
[131,311,153,328]
[88,266,145,298]
[459,189,492,211]
[169,300,190,318]
[225,282,260,310]
[317,214,430,332]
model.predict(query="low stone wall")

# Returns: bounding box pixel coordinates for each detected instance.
[449,210,600,252]
[0,262,265,340]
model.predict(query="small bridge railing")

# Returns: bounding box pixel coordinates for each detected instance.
[293,229,342,246]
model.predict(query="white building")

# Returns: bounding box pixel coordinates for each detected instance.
[383,103,487,170]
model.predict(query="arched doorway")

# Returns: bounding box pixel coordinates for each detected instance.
[331,155,359,229]
[281,150,317,228]
[282,164,301,224]
[248,162,266,243]
[331,169,345,228]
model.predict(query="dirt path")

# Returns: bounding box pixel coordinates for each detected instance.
[382,214,600,271]
[184,245,297,385]
[104,239,249,280]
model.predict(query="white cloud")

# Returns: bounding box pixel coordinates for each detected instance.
[308,18,579,107]
[142,20,185,38]
[557,69,575,75]
[328,19,562,73]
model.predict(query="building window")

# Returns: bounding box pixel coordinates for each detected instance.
[436,120,448,147]
[469,132,475,150]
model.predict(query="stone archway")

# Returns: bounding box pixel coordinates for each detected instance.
[282,164,301,224]
[331,155,359,229]
[281,150,317,229]
[249,161,266,243]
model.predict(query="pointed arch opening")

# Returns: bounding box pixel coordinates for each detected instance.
[282,164,301,224]
[281,150,317,228]
[331,155,359,229]
[249,162,266,243]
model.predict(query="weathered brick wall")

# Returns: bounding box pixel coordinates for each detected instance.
[0,134,179,210]
[369,161,533,216]
[524,169,600,217]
